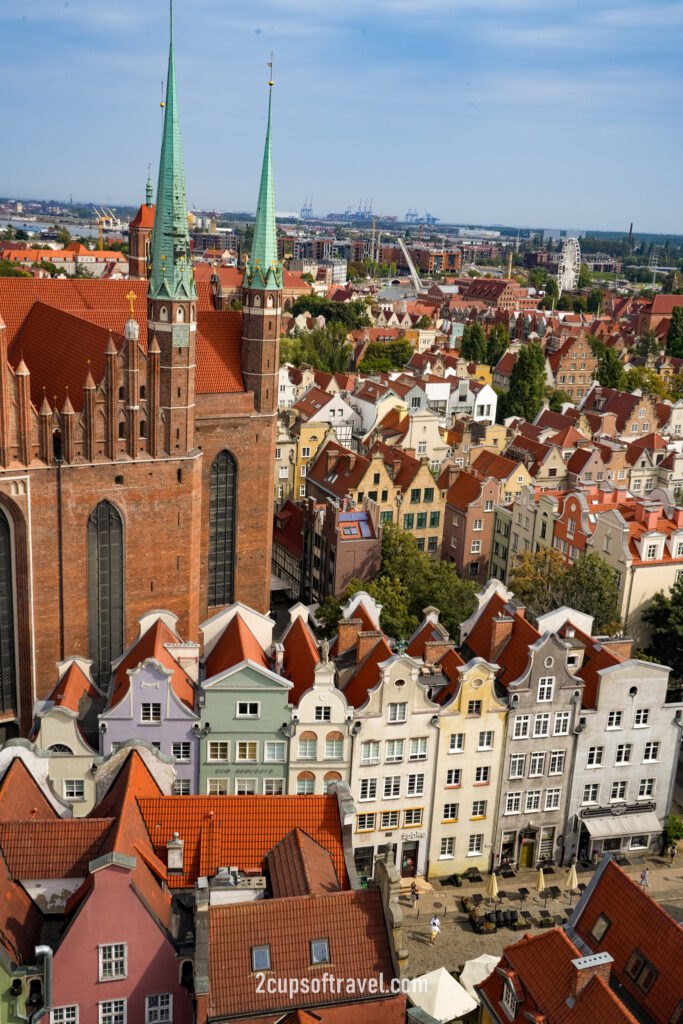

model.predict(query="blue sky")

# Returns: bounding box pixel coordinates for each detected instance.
[1,0,682,232]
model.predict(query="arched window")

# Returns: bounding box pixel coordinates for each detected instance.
[87,501,124,687]
[48,743,73,754]
[208,450,237,607]
[323,771,342,794]
[297,771,315,795]
[176,307,185,322]
[0,508,17,715]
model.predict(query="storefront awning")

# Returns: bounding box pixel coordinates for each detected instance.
[584,811,661,839]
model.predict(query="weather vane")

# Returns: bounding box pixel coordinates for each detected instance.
[268,52,274,87]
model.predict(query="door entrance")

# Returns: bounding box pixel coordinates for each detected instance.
[401,841,419,877]
[520,841,535,868]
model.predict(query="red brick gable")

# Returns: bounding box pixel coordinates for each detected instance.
[0,757,58,822]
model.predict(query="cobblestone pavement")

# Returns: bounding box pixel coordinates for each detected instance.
[399,854,683,979]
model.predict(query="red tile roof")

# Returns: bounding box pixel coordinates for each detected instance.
[204,612,271,679]
[0,854,43,963]
[273,501,305,559]
[137,794,348,889]
[207,890,393,1019]
[465,593,539,686]
[436,648,466,703]
[0,757,57,822]
[47,660,100,714]
[195,310,244,394]
[471,449,520,483]
[572,859,683,1024]
[367,441,421,491]
[308,441,370,499]
[343,637,394,708]
[547,425,587,447]
[567,626,621,709]
[265,827,341,898]
[282,616,321,704]
[445,470,483,510]
[0,818,113,878]
[111,616,194,710]
[129,203,156,228]
[293,386,335,420]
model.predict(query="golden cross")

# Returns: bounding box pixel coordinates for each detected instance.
[126,290,137,317]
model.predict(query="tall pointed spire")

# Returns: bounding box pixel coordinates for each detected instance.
[244,75,283,291]
[148,0,196,301]
[145,165,153,208]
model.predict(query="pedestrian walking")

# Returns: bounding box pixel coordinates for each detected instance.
[639,867,650,887]
[429,916,440,944]
[668,844,677,869]
[410,882,418,908]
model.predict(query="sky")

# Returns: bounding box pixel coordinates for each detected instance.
[1,0,682,233]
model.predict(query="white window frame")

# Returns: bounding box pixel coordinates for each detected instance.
[235,778,257,795]
[140,702,161,724]
[173,779,190,795]
[643,742,659,762]
[513,715,530,739]
[443,802,459,821]
[236,740,258,762]
[145,994,172,1024]
[634,708,650,728]
[98,943,127,981]
[359,778,378,801]
[471,799,487,818]
[207,741,229,762]
[264,741,286,762]
[236,701,260,718]
[264,778,284,795]
[474,765,490,784]
[361,740,380,765]
[314,706,331,722]
[208,778,228,795]
[440,836,454,858]
[383,775,401,799]
[51,1010,79,1024]
[298,738,317,760]
[529,752,545,778]
[385,739,404,762]
[505,792,521,814]
[324,737,343,759]
[509,753,525,779]
[525,790,541,812]
[473,518,483,531]
[172,741,191,762]
[98,1002,126,1024]
[607,710,622,730]
[471,539,482,554]
[610,780,627,802]
[478,730,494,750]
[406,773,425,797]
[545,788,561,811]
[468,834,483,856]
[582,783,599,804]
[409,737,428,761]
[449,733,465,753]
[549,749,565,775]
[446,768,462,787]
[533,713,550,738]
[615,743,632,765]
[537,676,554,702]
[64,779,85,801]
[388,702,407,723]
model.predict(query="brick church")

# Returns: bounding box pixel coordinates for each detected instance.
[0,25,283,737]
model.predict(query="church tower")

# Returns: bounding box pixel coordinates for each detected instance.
[240,78,282,416]
[147,1,198,455]
[128,171,155,280]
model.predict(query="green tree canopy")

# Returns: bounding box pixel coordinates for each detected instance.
[413,314,432,329]
[506,342,546,422]
[358,339,413,375]
[587,289,603,314]
[586,334,606,360]
[597,348,626,390]
[642,574,683,682]
[0,260,30,278]
[291,294,371,330]
[56,227,71,247]
[280,322,352,374]
[486,324,509,367]
[460,322,487,363]
[667,306,683,359]
[509,548,621,633]
[578,263,592,289]
[547,389,571,413]
[635,329,661,359]
[623,366,668,397]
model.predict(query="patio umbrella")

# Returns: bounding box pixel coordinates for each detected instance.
[535,868,546,904]
[486,872,499,905]
[565,864,578,905]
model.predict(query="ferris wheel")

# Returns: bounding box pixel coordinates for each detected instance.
[557,237,581,295]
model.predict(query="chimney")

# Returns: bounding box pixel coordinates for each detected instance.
[490,614,514,662]
[347,452,356,471]
[569,953,613,1001]
[602,637,634,659]
[326,449,339,475]
[424,640,453,665]
[166,831,184,873]
[272,642,285,675]
[357,630,382,663]
[393,458,402,479]
[337,617,363,655]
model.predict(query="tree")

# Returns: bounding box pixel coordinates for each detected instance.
[358,339,413,375]
[0,260,30,278]
[528,267,548,291]
[413,314,432,329]
[486,324,509,367]
[623,366,668,397]
[586,334,606,360]
[56,227,71,247]
[542,277,559,307]
[506,342,546,422]
[460,322,487,363]
[279,322,352,374]
[578,263,592,289]
[291,294,371,330]
[15,228,29,241]
[597,348,626,390]
[411,559,478,640]
[635,329,661,359]
[667,306,683,359]
[587,289,603,314]
[509,548,621,632]
[509,548,565,620]
[547,389,571,413]
[642,574,683,682]
[31,260,59,276]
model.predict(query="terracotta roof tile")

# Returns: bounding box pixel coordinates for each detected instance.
[265,827,340,898]
[195,310,244,394]
[112,616,194,710]
[0,855,43,963]
[47,660,99,714]
[130,203,155,228]
[0,818,113,878]
[204,612,271,679]
[137,794,348,889]
[436,648,466,703]
[445,470,483,510]
[465,593,539,686]
[273,501,305,560]
[0,757,57,822]
[282,616,321,704]
[342,637,394,708]
[207,890,393,1018]
[471,450,520,482]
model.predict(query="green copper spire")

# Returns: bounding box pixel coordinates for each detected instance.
[244,85,283,291]
[145,165,153,208]
[148,1,196,302]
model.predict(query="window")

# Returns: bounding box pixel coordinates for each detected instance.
[474,766,490,784]
[471,800,487,817]
[638,777,655,798]
[537,676,554,702]
[302,446,311,458]
[513,715,530,739]
[378,809,398,829]
[443,802,459,821]
[529,752,545,777]
[467,700,482,716]
[587,746,604,767]
[236,741,257,762]
[264,779,284,795]
[525,790,541,812]
[424,487,434,502]
[141,703,161,724]
[646,543,658,559]
[625,951,658,995]
[416,512,427,529]
[265,741,286,762]
[549,750,565,775]
[410,488,421,504]
[440,837,454,858]
[297,774,315,795]
[237,701,259,718]
[384,775,401,798]
[545,788,561,810]
[607,711,622,729]
[450,733,465,753]
[610,781,627,802]
[298,737,317,760]
[471,540,482,554]
[208,450,237,607]
[533,713,550,737]
[428,535,438,552]
[278,466,289,479]
[582,783,599,804]
[388,702,407,723]
[52,1010,78,1024]
[99,1002,126,1024]
[509,753,525,779]
[172,742,191,762]
[403,808,423,826]
[446,768,462,787]
[208,778,228,795]
[588,913,612,945]
[502,983,517,1016]
[410,737,428,760]
[145,995,172,1024]
[314,706,331,721]
[615,743,632,765]
[478,731,493,750]
[643,742,659,762]
[99,943,127,981]
[325,734,343,759]
[360,778,377,801]
[64,779,85,800]
[403,513,414,530]
[468,834,483,855]
[407,773,425,796]
[310,938,330,965]
[505,792,521,814]
[429,511,440,528]
[634,708,650,727]
[360,740,379,766]
[251,946,271,971]
[208,741,229,762]
[173,779,190,795]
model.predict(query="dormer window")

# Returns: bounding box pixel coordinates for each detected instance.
[501,979,517,1016]
[310,938,330,965]
[646,543,658,559]
[251,944,271,971]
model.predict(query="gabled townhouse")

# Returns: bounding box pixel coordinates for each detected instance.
[534,404,598,440]
[291,386,361,447]
[347,380,408,439]
[508,485,563,566]
[440,470,501,583]
[505,434,568,490]
[365,406,450,468]
[99,611,200,793]
[300,495,382,603]
[625,433,669,496]
[198,604,293,795]
[274,415,299,502]
[277,363,299,407]
[489,503,513,582]
[580,383,667,440]
[460,584,582,869]
[547,332,599,402]
[471,450,533,503]
[428,653,507,876]
[447,377,498,424]
[275,413,334,503]
[550,487,622,566]
[566,444,609,489]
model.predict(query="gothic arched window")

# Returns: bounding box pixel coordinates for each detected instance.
[208,450,237,607]
[87,501,124,687]
[0,508,17,715]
